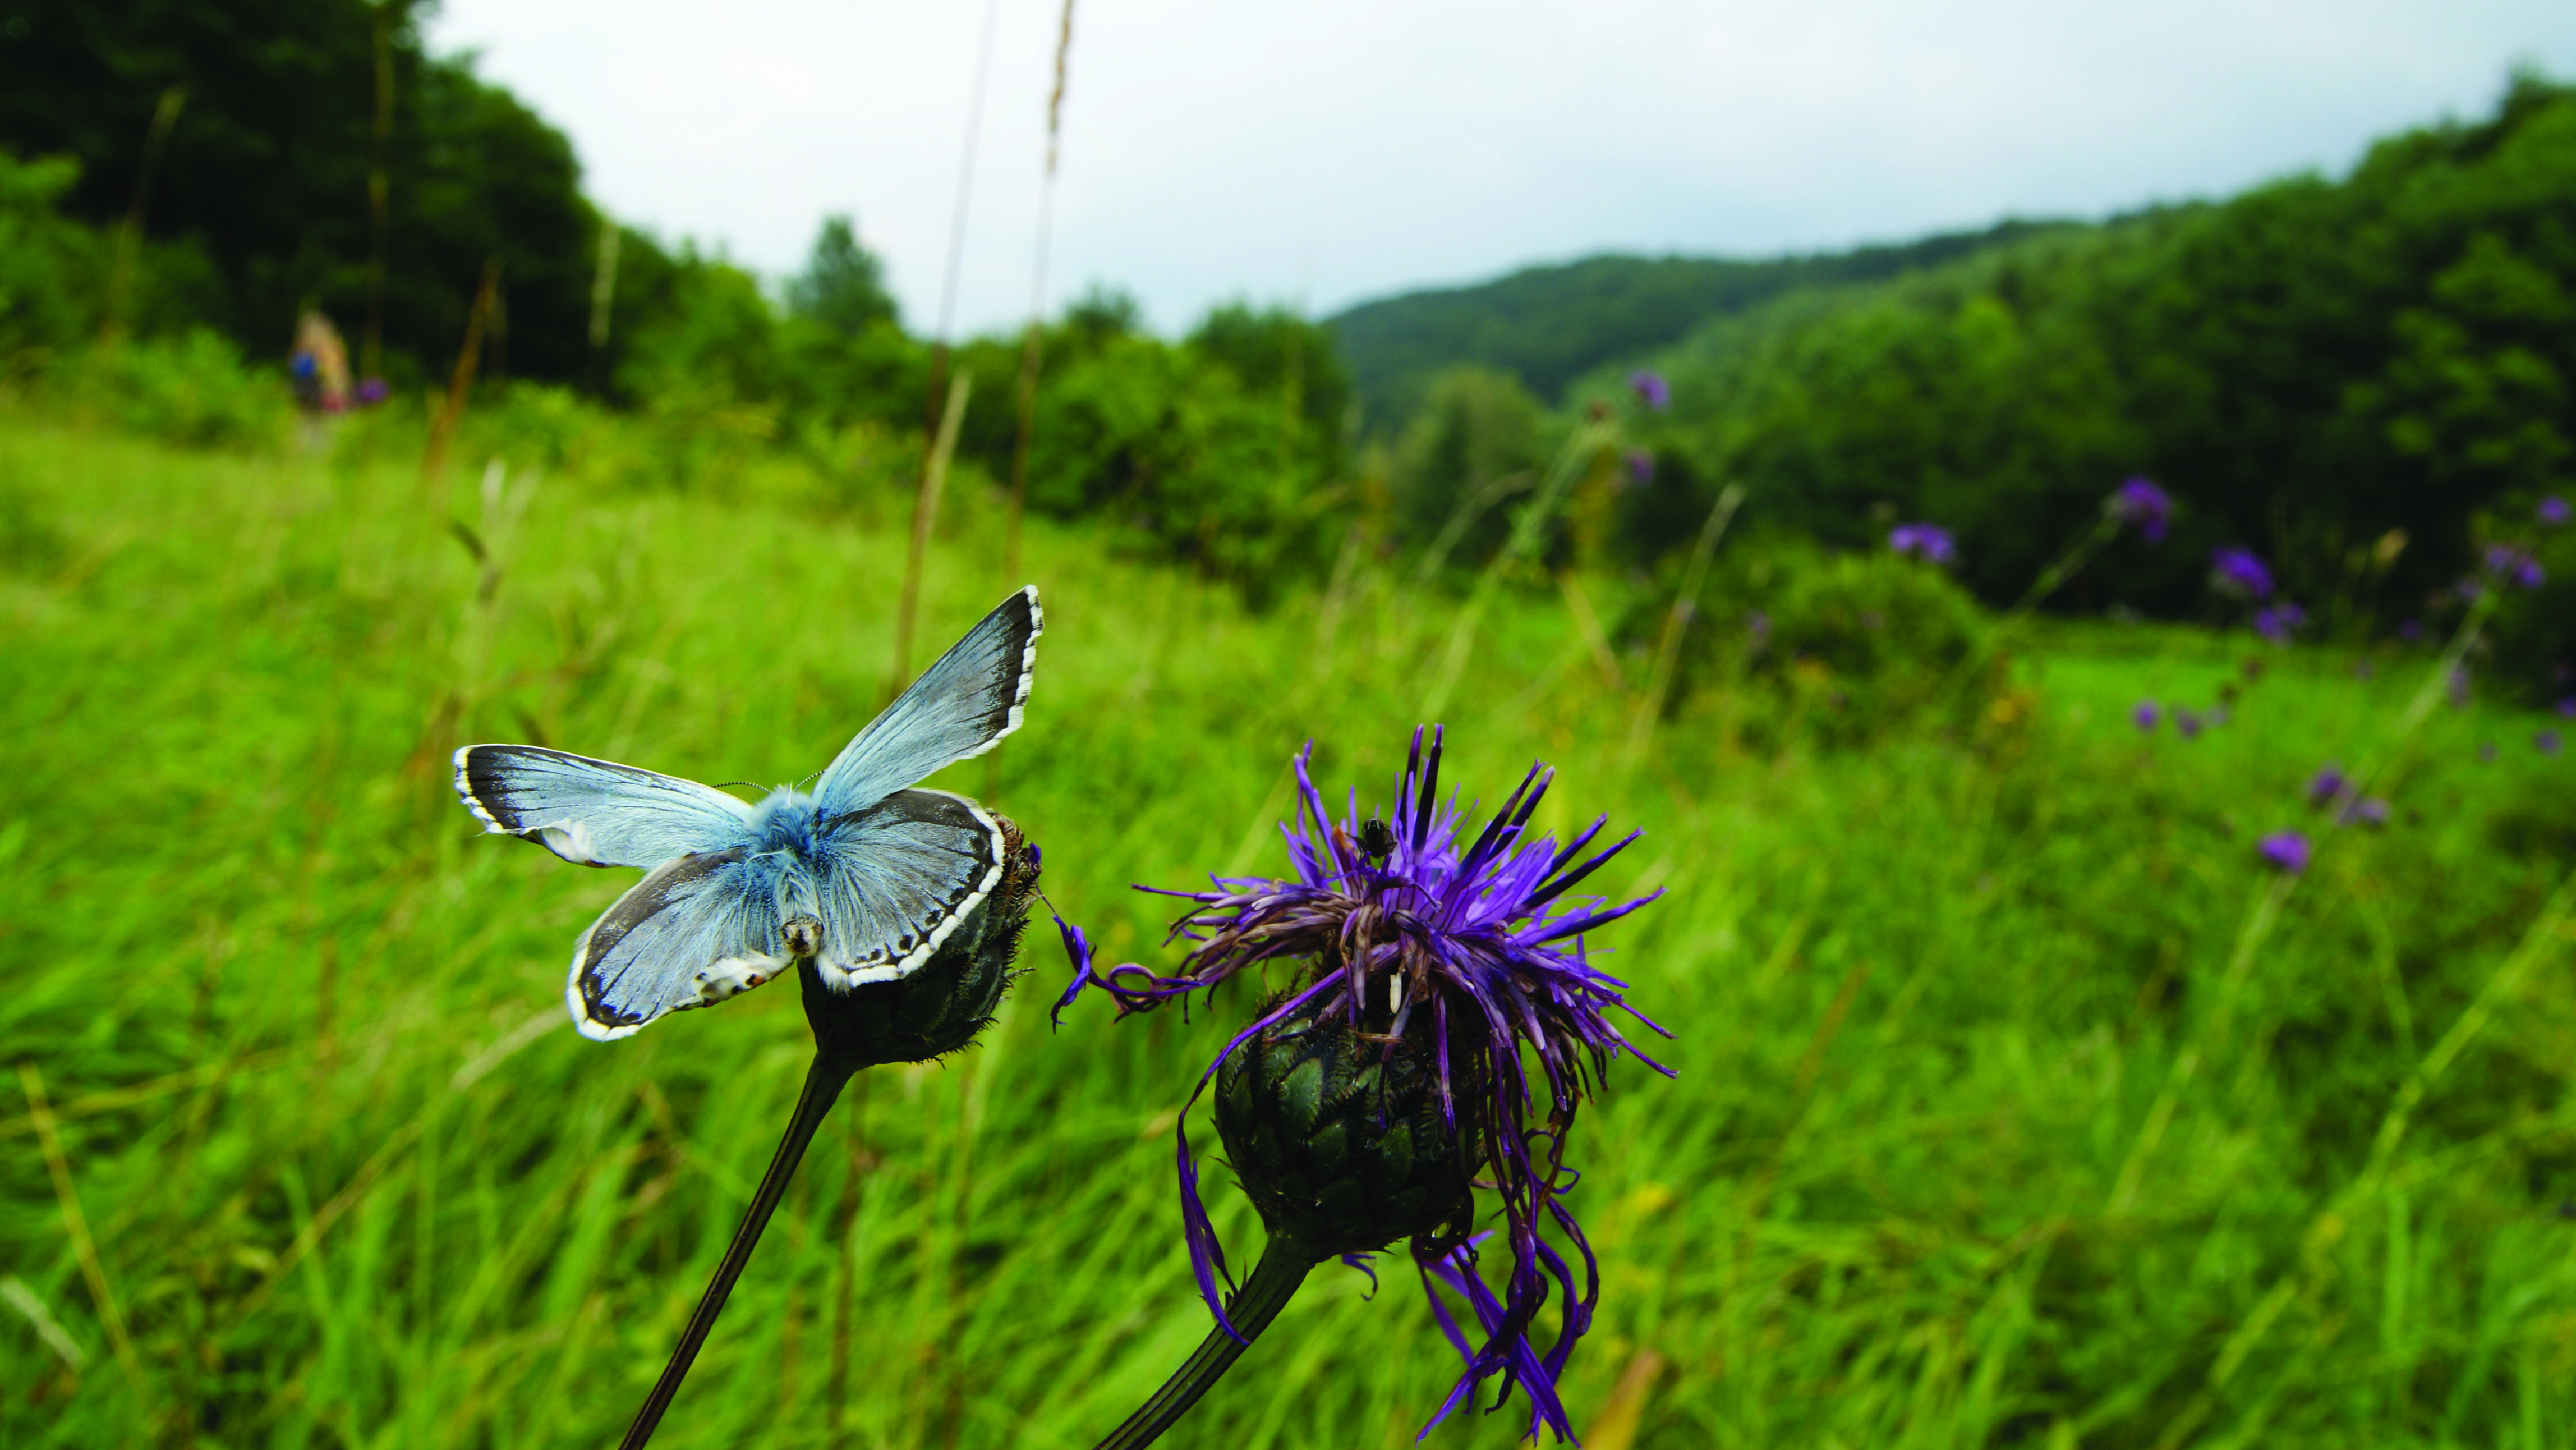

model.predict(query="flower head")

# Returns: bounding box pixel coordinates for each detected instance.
[1058,728,1665,1441]
[2339,796,2390,828]
[2542,729,2565,758]
[2258,831,2312,874]
[2252,601,2307,644]
[356,377,389,407]
[2109,477,2173,542]
[1625,448,1655,486]
[2557,696,2575,719]
[2541,496,2570,528]
[1889,522,1957,566]
[2485,543,2546,590]
[2210,546,2274,601]
[2175,708,2204,739]
[2307,764,2347,806]
[2132,700,2161,732]
[1628,370,1671,411]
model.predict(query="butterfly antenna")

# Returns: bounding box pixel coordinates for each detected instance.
[617,1053,854,1450]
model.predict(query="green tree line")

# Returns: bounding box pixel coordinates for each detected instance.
[1585,72,2576,639]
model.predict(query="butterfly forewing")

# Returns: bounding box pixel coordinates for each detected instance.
[811,789,1006,988]
[456,746,756,868]
[813,587,1042,818]
[570,849,789,1040]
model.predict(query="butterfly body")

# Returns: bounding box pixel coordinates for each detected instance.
[456,588,1043,1041]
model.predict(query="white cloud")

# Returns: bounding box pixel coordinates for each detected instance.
[427,0,2575,335]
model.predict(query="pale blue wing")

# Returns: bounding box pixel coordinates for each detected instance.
[455,745,756,868]
[568,848,789,1040]
[811,789,1008,988]
[813,587,1041,818]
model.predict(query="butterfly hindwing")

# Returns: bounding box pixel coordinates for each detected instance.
[569,848,788,1040]
[455,745,756,868]
[813,588,1041,818]
[812,788,1006,988]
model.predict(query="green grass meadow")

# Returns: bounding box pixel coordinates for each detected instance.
[4,407,2575,1448]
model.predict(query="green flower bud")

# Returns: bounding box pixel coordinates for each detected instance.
[801,816,1038,1073]
[1211,993,1472,1259]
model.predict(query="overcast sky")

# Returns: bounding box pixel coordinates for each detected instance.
[426,0,2575,336]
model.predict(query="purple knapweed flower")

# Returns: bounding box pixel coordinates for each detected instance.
[1889,522,1957,566]
[2484,544,2546,590]
[356,377,389,407]
[2339,796,2391,828]
[1625,449,1654,486]
[2557,697,2575,719]
[2109,477,2173,542]
[1056,728,1666,1443]
[2399,618,2425,644]
[2307,765,2347,806]
[2258,831,2312,874]
[2133,700,2160,732]
[2175,708,2204,739]
[2252,602,2307,644]
[2542,729,2565,758]
[2541,496,2570,528]
[1628,370,1671,411]
[2210,546,2274,601]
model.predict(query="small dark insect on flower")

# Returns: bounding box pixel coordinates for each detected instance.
[1055,727,1667,1447]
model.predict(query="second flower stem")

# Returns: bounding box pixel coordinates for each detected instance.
[1093,1235,1318,1450]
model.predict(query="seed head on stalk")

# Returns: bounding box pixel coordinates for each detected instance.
[1056,726,1668,1444]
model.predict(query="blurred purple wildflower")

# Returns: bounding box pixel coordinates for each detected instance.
[2109,477,2172,542]
[1889,522,1957,566]
[2252,602,2307,644]
[356,377,389,406]
[2449,667,2473,708]
[2398,618,2425,644]
[2210,547,2274,601]
[2339,796,2390,828]
[2175,708,2204,739]
[2132,700,2160,732]
[2542,730,2565,758]
[1628,370,1670,411]
[2541,496,2570,528]
[2484,544,2546,590]
[2258,832,2312,874]
[1746,611,1772,650]
[2480,741,2499,763]
[2558,697,2576,719]
[1057,728,1666,1440]
[1625,449,1654,486]
[2306,765,2347,806]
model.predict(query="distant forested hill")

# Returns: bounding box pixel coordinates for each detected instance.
[1326,218,2083,424]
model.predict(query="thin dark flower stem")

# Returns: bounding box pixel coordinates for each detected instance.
[1093,1236,1319,1450]
[619,1053,854,1450]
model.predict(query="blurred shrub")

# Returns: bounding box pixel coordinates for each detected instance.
[0,149,102,363]
[1384,366,1548,577]
[2485,510,2574,702]
[1023,329,1337,604]
[67,329,291,451]
[1632,539,2006,747]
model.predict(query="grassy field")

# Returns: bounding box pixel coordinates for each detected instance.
[3,403,2574,1449]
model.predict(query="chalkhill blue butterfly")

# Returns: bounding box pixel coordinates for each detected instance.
[453,586,1042,1040]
